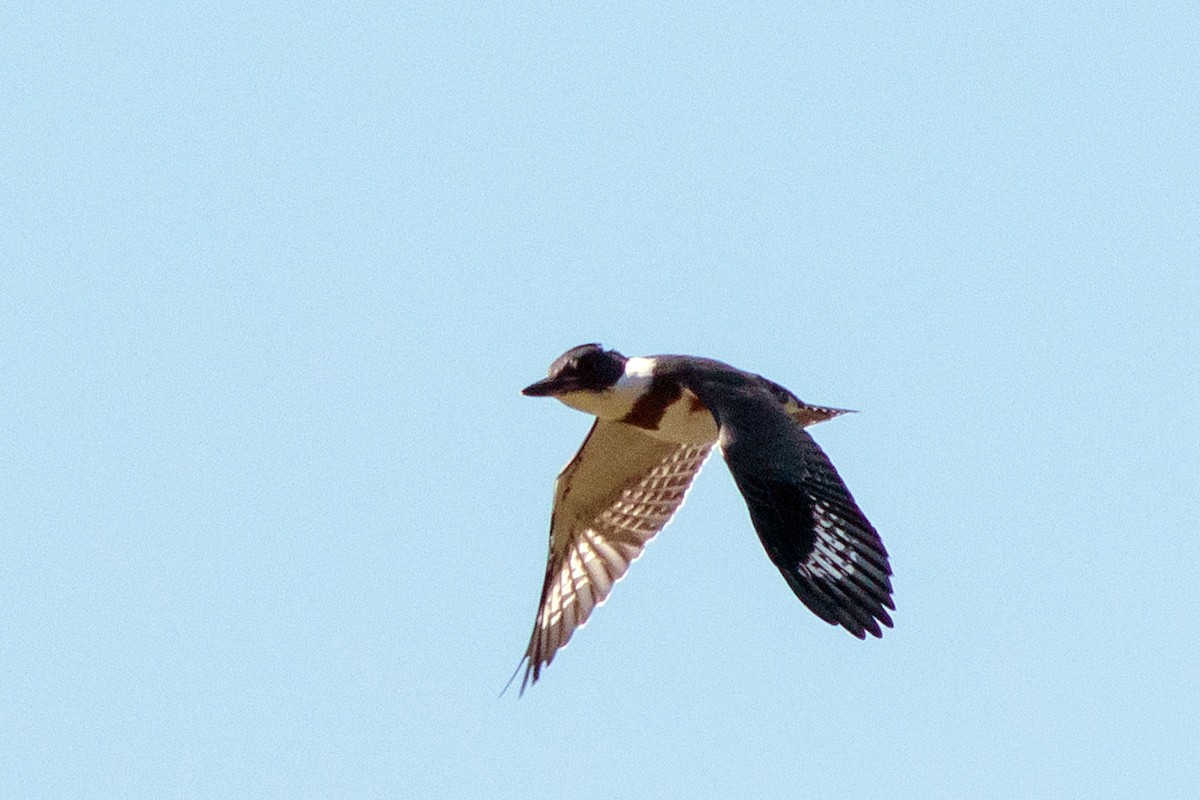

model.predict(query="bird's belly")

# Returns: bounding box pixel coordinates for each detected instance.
[640,391,719,444]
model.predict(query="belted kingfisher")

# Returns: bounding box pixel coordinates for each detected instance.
[513,343,893,693]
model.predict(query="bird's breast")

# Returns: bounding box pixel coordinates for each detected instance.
[622,385,718,444]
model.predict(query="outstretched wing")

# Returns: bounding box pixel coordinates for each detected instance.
[698,382,894,638]
[516,420,713,692]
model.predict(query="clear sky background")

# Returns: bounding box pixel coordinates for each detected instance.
[3,3,1198,798]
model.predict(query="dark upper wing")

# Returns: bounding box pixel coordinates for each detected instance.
[515,420,713,692]
[694,381,893,638]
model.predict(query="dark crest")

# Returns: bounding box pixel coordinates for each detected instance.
[548,343,626,390]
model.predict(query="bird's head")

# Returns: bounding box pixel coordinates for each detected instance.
[522,343,628,402]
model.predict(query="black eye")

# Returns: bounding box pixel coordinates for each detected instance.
[575,354,598,374]
[574,351,623,389]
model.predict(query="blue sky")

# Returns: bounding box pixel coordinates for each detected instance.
[3,3,1198,798]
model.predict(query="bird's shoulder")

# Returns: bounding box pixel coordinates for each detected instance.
[650,355,798,417]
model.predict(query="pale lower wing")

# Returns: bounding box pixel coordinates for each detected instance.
[518,420,712,692]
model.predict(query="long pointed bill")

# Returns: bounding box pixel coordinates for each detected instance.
[522,377,579,397]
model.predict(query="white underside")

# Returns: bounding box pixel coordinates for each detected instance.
[640,391,718,444]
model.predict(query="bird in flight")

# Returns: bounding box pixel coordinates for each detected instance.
[512,343,893,693]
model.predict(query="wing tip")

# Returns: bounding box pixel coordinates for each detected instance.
[500,656,532,698]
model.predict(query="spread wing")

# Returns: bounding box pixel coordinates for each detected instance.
[515,420,713,693]
[698,382,894,638]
